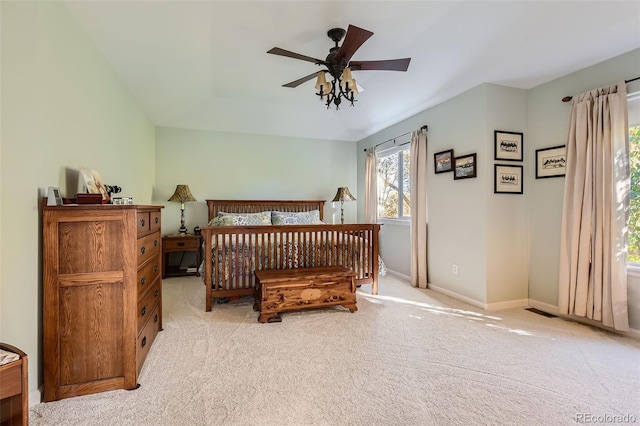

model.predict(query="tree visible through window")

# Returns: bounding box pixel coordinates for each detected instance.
[377,147,411,219]
[628,125,640,263]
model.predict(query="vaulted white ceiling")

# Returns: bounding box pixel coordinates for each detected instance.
[64,1,640,142]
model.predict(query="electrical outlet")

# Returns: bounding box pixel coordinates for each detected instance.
[452,264,458,274]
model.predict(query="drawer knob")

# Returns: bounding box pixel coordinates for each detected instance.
[154,289,159,298]
[141,276,146,286]
[155,217,159,224]
[140,219,146,227]
[141,306,146,317]
[153,265,158,273]
[141,246,146,255]
[141,336,147,348]
[154,314,158,323]
[154,240,158,247]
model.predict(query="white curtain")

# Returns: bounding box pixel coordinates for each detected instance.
[364,148,378,223]
[558,81,629,331]
[410,130,428,288]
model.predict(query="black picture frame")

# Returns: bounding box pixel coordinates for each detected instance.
[453,153,477,180]
[494,130,524,161]
[535,145,566,178]
[494,164,523,194]
[434,149,454,174]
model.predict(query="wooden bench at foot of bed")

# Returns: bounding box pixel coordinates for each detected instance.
[253,266,357,323]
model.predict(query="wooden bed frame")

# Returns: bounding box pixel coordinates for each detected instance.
[200,199,381,311]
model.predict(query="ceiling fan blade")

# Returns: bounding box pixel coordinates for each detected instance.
[282,72,320,88]
[334,25,374,64]
[349,58,411,72]
[267,47,327,65]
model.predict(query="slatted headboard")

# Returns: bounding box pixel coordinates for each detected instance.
[206,200,326,222]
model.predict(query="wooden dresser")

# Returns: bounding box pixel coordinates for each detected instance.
[42,204,163,402]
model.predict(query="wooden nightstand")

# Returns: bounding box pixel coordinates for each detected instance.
[162,234,202,278]
[0,343,28,426]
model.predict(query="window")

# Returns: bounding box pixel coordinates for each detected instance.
[628,93,640,264]
[377,146,411,219]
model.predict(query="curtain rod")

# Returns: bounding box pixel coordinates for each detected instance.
[363,125,428,152]
[561,76,640,102]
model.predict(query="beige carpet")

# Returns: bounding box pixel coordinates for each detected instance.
[30,275,640,425]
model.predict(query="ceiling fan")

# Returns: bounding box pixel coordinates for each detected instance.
[267,25,411,110]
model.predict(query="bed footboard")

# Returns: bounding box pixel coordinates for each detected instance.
[201,224,380,311]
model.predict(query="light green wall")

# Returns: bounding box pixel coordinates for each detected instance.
[358,85,491,304]
[527,48,640,329]
[0,1,155,401]
[358,50,640,319]
[485,84,529,304]
[155,127,355,233]
[357,83,531,307]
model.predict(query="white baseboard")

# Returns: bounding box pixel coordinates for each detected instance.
[485,298,530,311]
[528,298,640,340]
[427,284,529,311]
[427,284,487,310]
[384,269,410,282]
[30,387,42,407]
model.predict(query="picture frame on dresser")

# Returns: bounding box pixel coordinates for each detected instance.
[47,187,63,206]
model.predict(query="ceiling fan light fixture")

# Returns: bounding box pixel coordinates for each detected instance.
[339,68,356,94]
[314,71,331,98]
[268,24,410,111]
[341,67,353,82]
[314,71,328,90]
[349,79,359,95]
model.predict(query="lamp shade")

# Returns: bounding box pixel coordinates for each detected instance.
[332,187,356,202]
[315,71,330,93]
[168,185,196,203]
[341,67,353,82]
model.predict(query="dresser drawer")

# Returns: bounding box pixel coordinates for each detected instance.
[163,237,199,251]
[137,280,161,333]
[137,233,160,266]
[137,212,150,236]
[137,304,160,373]
[150,211,161,233]
[137,255,160,299]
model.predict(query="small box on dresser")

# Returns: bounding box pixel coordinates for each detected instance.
[42,203,163,402]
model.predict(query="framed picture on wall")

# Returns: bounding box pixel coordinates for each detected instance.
[494,164,523,194]
[434,149,454,174]
[494,130,524,161]
[453,153,477,180]
[535,145,566,178]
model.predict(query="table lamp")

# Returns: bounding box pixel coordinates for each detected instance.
[332,186,356,224]
[168,184,197,234]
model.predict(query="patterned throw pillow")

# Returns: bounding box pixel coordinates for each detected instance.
[271,210,322,225]
[207,215,235,226]
[217,211,271,226]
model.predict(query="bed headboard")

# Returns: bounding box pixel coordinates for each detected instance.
[206,200,326,221]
